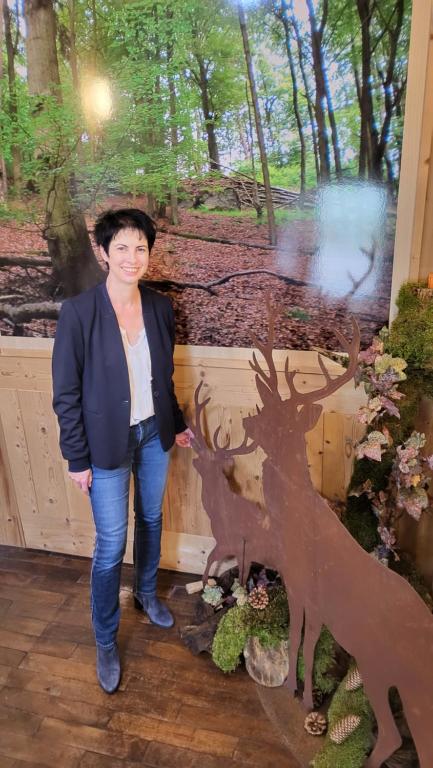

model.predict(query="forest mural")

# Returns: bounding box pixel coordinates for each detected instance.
[0,0,411,349]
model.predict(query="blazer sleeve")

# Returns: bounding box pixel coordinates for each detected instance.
[166,300,188,434]
[52,300,91,472]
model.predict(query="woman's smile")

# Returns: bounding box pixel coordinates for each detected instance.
[101,227,150,286]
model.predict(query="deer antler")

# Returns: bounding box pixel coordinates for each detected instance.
[284,316,361,404]
[249,292,281,393]
[213,424,257,458]
[192,380,211,449]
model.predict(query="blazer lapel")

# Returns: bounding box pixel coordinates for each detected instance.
[96,281,130,398]
[140,284,156,381]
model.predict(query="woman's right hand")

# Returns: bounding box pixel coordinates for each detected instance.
[68,468,93,495]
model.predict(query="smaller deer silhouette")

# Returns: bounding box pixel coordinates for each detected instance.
[190,380,275,584]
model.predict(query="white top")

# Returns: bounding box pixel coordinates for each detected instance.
[120,327,154,426]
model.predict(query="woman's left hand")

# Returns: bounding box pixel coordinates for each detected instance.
[175,427,194,448]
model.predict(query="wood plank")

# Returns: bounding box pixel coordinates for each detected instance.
[0,390,40,545]
[0,356,52,391]
[28,637,78,659]
[0,571,34,587]
[0,584,66,607]
[0,647,26,667]
[0,731,83,768]
[0,703,42,738]
[0,597,12,619]
[78,754,149,768]
[36,717,150,761]
[17,390,71,552]
[175,702,286,744]
[108,711,238,758]
[0,615,47,637]
[18,652,97,685]
[5,599,63,623]
[322,412,365,501]
[419,26,433,278]
[131,741,248,768]
[5,667,179,722]
[0,413,24,548]
[0,629,35,653]
[0,757,15,768]
[234,737,299,767]
[391,0,433,310]
[38,621,94,647]
[0,687,111,729]
[0,662,11,686]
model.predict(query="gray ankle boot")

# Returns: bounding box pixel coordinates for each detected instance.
[96,643,121,694]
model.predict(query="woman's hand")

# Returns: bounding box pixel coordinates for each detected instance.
[68,468,93,495]
[175,427,194,448]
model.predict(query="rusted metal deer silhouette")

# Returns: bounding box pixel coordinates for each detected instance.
[191,380,275,583]
[242,297,433,768]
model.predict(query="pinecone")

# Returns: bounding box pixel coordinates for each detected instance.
[345,667,363,692]
[329,715,362,744]
[304,712,327,736]
[248,585,269,610]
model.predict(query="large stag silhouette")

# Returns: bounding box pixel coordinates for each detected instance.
[191,297,433,768]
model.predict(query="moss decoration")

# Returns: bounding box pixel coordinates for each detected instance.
[297,626,337,696]
[388,282,433,370]
[211,586,289,674]
[311,664,374,768]
[212,587,338,696]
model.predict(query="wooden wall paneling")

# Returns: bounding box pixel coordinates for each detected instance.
[0,411,25,547]
[420,103,433,278]
[322,412,365,502]
[17,390,72,552]
[391,0,433,314]
[160,530,215,575]
[0,354,52,392]
[306,412,325,492]
[0,388,39,540]
[0,343,368,572]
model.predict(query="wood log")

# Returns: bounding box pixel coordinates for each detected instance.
[244,635,289,687]
[180,606,229,655]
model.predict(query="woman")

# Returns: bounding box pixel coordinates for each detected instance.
[52,208,192,694]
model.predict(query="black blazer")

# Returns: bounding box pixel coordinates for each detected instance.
[52,280,187,472]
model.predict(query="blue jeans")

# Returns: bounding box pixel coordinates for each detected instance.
[89,415,170,648]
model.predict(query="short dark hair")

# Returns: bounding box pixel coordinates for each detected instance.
[94,208,157,254]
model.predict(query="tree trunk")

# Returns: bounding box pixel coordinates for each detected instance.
[245,81,262,217]
[196,56,220,170]
[373,0,405,180]
[3,0,21,194]
[278,0,306,198]
[323,74,342,178]
[356,0,377,178]
[305,0,331,182]
[238,2,276,246]
[24,0,103,297]
[237,111,251,161]
[0,1,8,201]
[167,13,179,226]
[68,0,80,92]
[290,2,320,183]
[168,72,179,225]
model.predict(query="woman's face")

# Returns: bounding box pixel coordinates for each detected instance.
[101,228,150,285]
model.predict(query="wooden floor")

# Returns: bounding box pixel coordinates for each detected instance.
[0,545,300,768]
